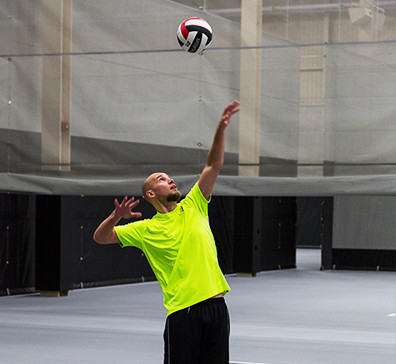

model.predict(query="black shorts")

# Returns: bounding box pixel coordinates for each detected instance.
[163,297,230,364]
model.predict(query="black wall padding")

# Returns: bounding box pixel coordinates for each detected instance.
[234,197,296,275]
[209,196,235,274]
[35,195,236,291]
[0,194,35,295]
[11,192,396,296]
[321,198,333,270]
[296,197,334,270]
[296,197,324,248]
[262,197,296,270]
[35,195,156,293]
[233,197,262,274]
[61,196,157,288]
[333,249,396,271]
[35,195,63,292]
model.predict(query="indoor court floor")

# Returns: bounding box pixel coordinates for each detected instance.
[0,249,395,364]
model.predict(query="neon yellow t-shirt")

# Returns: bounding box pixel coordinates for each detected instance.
[114,182,230,316]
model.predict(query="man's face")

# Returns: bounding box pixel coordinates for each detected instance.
[147,172,181,202]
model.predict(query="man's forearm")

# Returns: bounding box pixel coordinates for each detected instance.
[206,123,227,171]
[198,100,239,200]
[93,212,120,244]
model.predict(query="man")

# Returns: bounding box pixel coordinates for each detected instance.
[93,100,240,364]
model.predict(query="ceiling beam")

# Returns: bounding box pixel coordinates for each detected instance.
[209,1,396,16]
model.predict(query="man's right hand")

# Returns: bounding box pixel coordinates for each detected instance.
[113,196,142,220]
[93,196,142,245]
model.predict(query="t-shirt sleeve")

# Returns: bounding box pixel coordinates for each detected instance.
[181,182,210,216]
[114,219,147,249]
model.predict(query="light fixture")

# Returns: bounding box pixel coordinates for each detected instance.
[348,1,386,28]
[348,6,373,24]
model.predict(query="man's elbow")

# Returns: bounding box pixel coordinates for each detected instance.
[93,231,108,245]
[94,229,119,245]
[93,232,102,244]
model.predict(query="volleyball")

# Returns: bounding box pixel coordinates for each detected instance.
[177,17,213,54]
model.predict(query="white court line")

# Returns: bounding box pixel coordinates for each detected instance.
[388,313,396,317]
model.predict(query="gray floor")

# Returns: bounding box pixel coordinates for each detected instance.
[1,249,395,364]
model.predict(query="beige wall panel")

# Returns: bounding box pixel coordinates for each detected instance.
[300,70,325,105]
[239,0,262,177]
[298,131,325,164]
[299,106,325,132]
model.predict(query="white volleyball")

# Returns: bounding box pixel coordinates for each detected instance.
[177,17,213,54]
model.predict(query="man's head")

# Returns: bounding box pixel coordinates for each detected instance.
[141,172,181,206]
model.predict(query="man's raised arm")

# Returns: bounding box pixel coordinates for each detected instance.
[198,100,240,200]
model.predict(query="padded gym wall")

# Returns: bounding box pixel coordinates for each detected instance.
[332,196,396,270]
[296,197,333,270]
[234,197,296,275]
[0,194,35,296]
[5,192,294,296]
[209,196,235,274]
[34,194,236,294]
[35,195,157,294]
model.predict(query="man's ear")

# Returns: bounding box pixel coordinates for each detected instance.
[146,190,155,198]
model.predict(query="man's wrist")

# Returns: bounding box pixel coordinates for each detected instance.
[110,210,122,224]
[217,122,227,130]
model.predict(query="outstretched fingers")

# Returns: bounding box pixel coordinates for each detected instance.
[127,197,142,218]
[221,100,240,124]
[228,99,240,111]
[126,197,141,211]
[225,99,239,110]
[114,196,142,219]
[131,211,142,218]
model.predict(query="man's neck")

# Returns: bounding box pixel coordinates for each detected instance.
[155,201,178,214]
